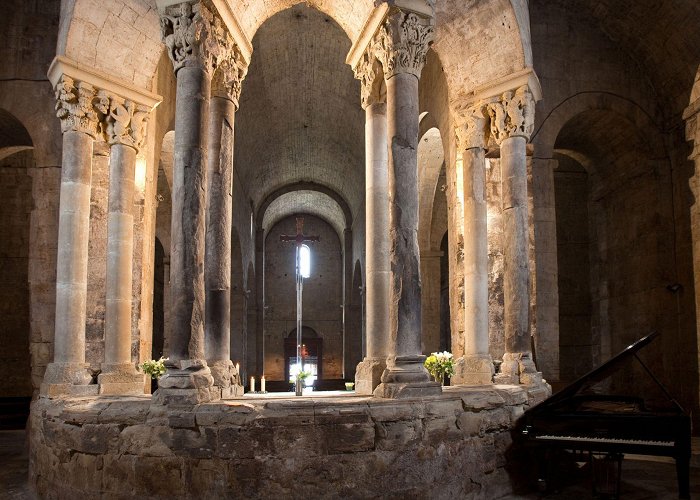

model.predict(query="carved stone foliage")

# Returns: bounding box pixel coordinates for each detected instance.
[455,102,490,151]
[487,86,535,144]
[98,92,150,151]
[212,37,248,107]
[354,49,383,109]
[54,75,101,137]
[160,1,218,74]
[375,11,434,79]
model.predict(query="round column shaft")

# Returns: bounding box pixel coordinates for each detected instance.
[463,146,489,356]
[170,65,210,362]
[205,96,234,361]
[355,102,391,395]
[501,135,529,354]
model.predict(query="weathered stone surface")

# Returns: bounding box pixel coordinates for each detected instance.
[30,386,533,498]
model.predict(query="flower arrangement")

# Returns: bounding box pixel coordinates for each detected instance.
[289,370,311,384]
[141,357,168,379]
[424,351,454,385]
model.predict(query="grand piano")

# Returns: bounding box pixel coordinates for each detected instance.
[520,331,691,498]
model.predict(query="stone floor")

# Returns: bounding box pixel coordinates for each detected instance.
[1,428,698,499]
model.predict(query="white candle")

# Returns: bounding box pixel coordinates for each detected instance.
[261,375,266,393]
[250,376,255,393]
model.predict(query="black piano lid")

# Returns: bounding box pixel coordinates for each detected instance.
[524,331,682,415]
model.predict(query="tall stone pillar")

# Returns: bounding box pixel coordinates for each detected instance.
[41,76,100,396]
[254,227,265,379]
[205,39,247,399]
[352,45,389,394]
[488,87,544,387]
[452,103,494,385]
[156,1,221,404]
[342,227,353,378]
[372,9,440,399]
[683,99,700,399]
[98,96,152,395]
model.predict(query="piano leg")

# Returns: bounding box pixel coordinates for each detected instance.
[675,456,690,499]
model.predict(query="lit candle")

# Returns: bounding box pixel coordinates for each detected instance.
[261,375,266,393]
[250,376,255,393]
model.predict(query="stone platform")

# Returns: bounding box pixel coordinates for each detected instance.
[29,385,534,499]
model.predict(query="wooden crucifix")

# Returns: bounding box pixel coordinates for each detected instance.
[280,216,319,395]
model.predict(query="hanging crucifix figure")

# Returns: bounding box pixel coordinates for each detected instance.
[280,216,319,395]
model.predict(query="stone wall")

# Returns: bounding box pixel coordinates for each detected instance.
[30,386,530,499]
[264,215,344,381]
[0,150,33,397]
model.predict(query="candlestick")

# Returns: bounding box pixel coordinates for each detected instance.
[250,376,255,393]
[261,375,266,393]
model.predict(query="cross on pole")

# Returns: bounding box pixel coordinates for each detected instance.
[280,216,319,394]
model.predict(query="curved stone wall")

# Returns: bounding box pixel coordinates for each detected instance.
[29,386,529,498]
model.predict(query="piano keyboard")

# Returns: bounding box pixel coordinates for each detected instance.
[535,435,674,447]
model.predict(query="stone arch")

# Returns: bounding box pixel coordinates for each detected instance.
[417,120,445,253]
[551,107,689,396]
[0,109,34,408]
[532,92,665,160]
[257,181,352,232]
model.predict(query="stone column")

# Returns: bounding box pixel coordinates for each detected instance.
[531,157,560,383]
[98,95,152,395]
[41,76,100,396]
[342,227,353,378]
[683,101,700,399]
[254,227,265,378]
[156,1,222,404]
[489,87,545,388]
[352,46,389,394]
[452,103,494,385]
[373,9,440,398]
[205,40,247,399]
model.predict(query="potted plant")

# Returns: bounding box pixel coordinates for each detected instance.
[141,357,167,394]
[424,351,454,386]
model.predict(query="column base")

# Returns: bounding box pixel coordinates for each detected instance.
[98,363,144,396]
[354,357,386,395]
[452,354,494,385]
[152,359,218,405]
[373,355,442,399]
[208,359,244,399]
[493,352,551,399]
[40,362,98,397]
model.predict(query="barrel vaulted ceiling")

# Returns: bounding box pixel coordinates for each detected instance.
[234,4,364,224]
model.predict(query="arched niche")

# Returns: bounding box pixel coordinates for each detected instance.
[0,108,33,407]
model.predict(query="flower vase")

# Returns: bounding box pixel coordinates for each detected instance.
[436,373,444,386]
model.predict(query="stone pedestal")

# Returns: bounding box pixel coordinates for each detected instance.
[40,362,98,397]
[98,363,144,396]
[453,354,494,385]
[152,359,218,405]
[208,359,244,399]
[354,357,386,395]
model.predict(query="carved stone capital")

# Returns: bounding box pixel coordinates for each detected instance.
[374,10,434,80]
[97,92,151,151]
[54,75,102,138]
[455,102,490,151]
[487,85,535,144]
[211,35,248,107]
[353,48,384,108]
[160,1,222,75]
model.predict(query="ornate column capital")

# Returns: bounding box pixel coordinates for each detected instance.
[374,10,434,80]
[454,101,490,151]
[54,75,102,138]
[159,1,223,75]
[353,48,384,108]
[211,35,248,107]
[97,92,151,152]
[487,85,535,145]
